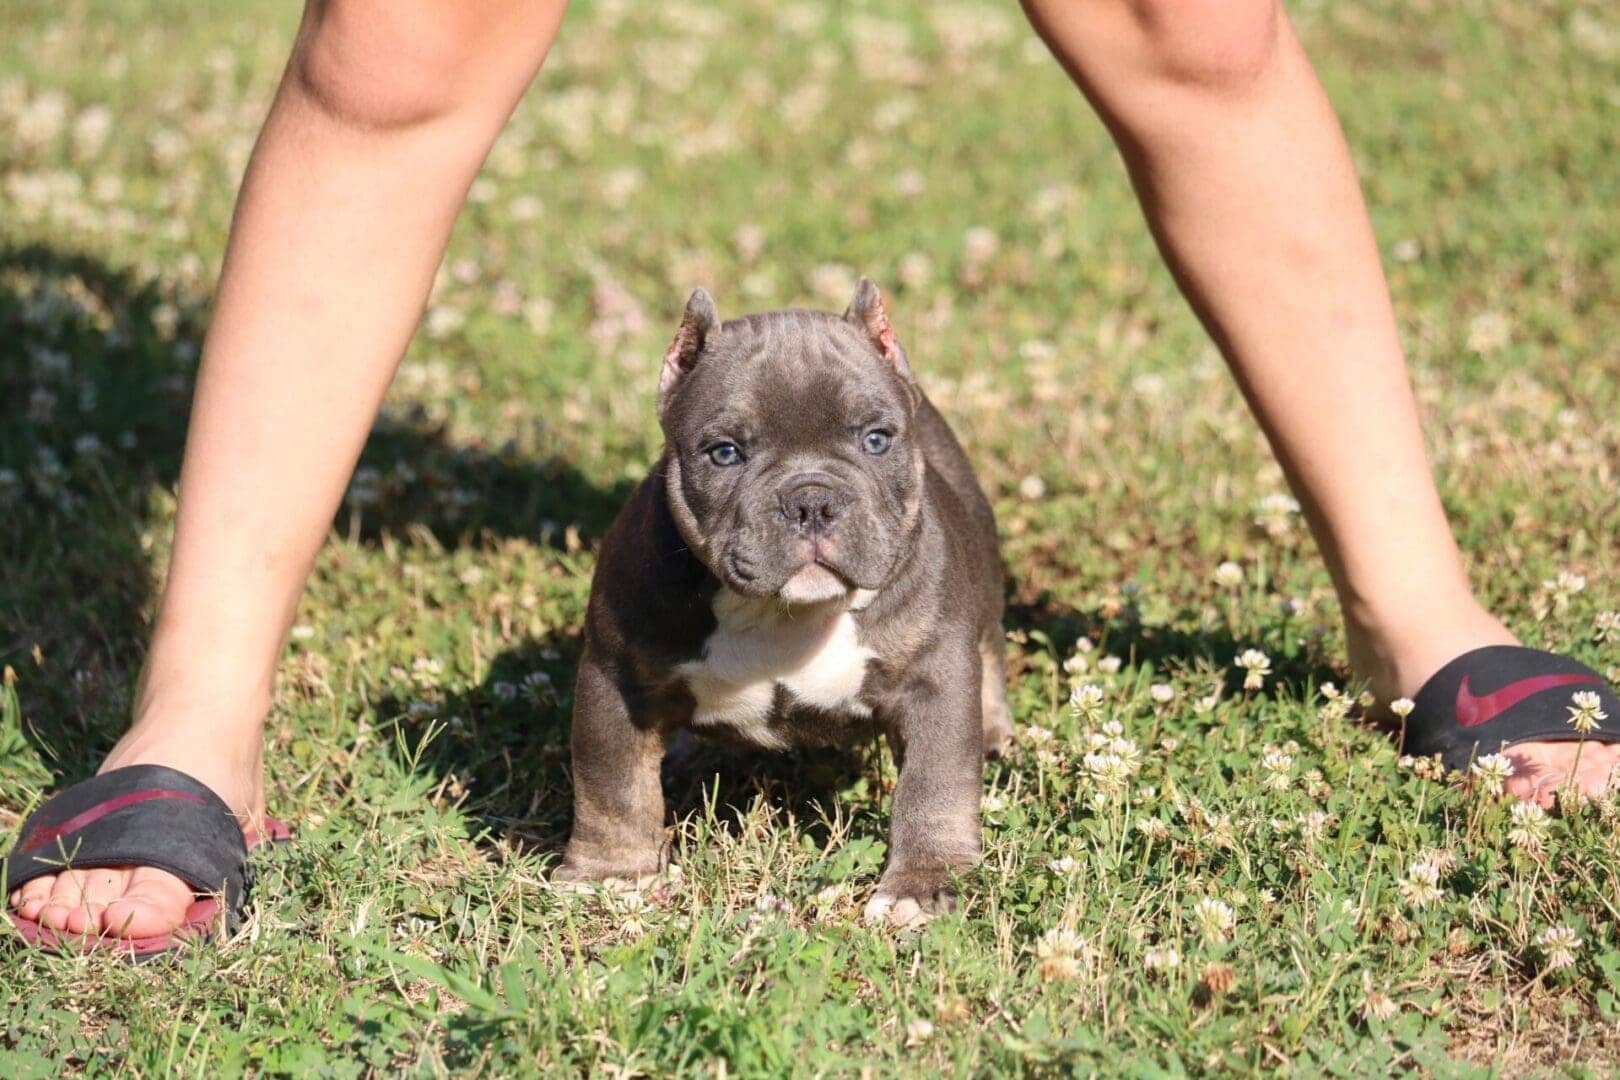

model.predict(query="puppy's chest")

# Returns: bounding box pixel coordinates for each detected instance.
[674,592,876,749]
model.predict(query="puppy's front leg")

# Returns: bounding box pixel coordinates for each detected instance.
[556,648,668,887]
[865,644,984,927]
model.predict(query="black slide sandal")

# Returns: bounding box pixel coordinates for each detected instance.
[3,764,288,958]
[1404,645,1620,773]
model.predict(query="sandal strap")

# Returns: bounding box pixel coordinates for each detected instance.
[3,765,252,922]
[1405,645,1618,772]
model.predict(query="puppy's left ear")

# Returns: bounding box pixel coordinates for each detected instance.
[844,277,914,384]
[659,287,720,409]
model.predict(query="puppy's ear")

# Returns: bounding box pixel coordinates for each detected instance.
[659,288,720,405]
[843,277,913,383]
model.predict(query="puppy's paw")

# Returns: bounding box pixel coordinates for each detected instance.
[551,866,664,895]
[552,845,665,893]
[862,870,957,928]
[982,721,1013,760]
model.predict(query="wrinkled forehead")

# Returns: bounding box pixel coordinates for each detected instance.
[675,311,907,436]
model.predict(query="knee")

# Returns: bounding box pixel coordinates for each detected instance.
[288,0,526,131]
[1029,0,1283,94]
[1126,0,1281,90]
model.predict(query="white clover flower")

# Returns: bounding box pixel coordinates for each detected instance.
[1555,570,1587,595]
[1136,816,1169,840]
[1235,649,1272,691]
[1388,698,1416,723]
[1297,810,1330,844]
[1018,474,1047,500]
[1539,571,1587,617]
[289,624,316,642]
[1465,310,1510,353]
[1107,736,1141,767]
[410,656,444,687]
[904,1018,934,1046]
[1032,927,1086,981]
[1150,684,1176,705]
[1213,561,1244,589]
[1101,719,1124,738]
[808,262,858,306]
[1049,855,1079,875]
[896,252,933,290]
[1081,751,1136,795]
[1537,925,1582,972]
[1259,749,1293,792]
[1507,801,1550,852]
[1143,945,1181,974]
[1469,753,1515,794]
[1191,896,1236,942]
[1359,973,1399,1022]
[1396,859,1443,909]
[1069,683,1106,720]
[1568,690,1607,735]
[963,226,999,264]
[1073,636,1095,654]
[424,304,465,340]
[1022,724,1054,746]
[1595,611,1620,644]
[1254,493,1301,538]
[981,792,1006,814]
[1097,656,1123,675]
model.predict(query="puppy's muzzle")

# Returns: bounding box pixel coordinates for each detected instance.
[778,476,852,538]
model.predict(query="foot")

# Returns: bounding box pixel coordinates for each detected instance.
[1346,599,1619,806]
[7,722,264,939]
[863,866,958,928]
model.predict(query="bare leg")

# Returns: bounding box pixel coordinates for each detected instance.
[9,0,569,937]
[1020,0,1615,802]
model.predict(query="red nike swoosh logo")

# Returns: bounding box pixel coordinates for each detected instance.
[1455,672,1604,729]
[19,790,205,856]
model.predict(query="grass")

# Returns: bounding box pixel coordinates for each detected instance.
[3,0,1620,1074]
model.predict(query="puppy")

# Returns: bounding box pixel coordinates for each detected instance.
[556,278,1009,924]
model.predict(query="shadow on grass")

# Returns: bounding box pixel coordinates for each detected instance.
[0,242,630,782]
[1006,590,1344,704]
[372,630,878,868]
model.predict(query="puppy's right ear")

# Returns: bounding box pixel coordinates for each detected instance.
[658,288,719,408]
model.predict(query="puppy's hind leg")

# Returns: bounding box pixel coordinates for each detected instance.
[979,632,1013,759]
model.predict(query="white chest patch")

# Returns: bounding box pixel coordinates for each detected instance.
[676,589,875,748]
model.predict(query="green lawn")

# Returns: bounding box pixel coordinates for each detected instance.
[4,0,1620,1074]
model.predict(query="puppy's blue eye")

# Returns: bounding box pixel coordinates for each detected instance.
[707,442,742,466]
[862,430,891,455]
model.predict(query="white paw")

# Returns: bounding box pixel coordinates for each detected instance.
[862,892,931,928]
[549,869,664,895]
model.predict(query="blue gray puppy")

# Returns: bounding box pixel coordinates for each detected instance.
[557,278,1009,924]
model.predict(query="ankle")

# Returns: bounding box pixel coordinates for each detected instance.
[1342,591,1516,701]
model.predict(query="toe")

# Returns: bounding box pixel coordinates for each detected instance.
[40,870,95,931]
[12,876,56,920]
[100,866,196,939]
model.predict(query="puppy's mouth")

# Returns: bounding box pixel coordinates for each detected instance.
[721,541,878,605]
[773,540,860,605]
[778,561,852,605]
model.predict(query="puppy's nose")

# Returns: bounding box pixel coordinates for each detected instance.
[779,481,849,535]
